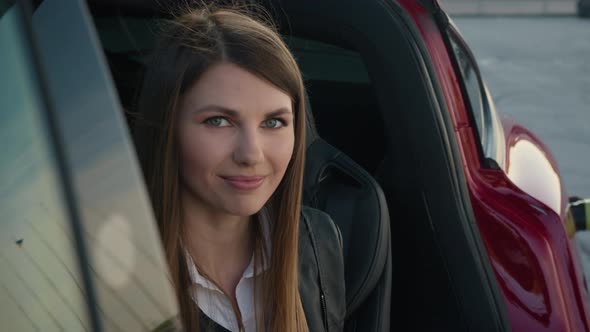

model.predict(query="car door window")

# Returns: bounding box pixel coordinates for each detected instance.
[450,35,485,137]
[447,28,505,169]
[26,0,181,330]
[0,3,90,330]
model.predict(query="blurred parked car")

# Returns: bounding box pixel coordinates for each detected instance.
[579,0,590,17]
[2,0,590,331]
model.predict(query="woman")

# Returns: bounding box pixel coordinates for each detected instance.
[132,4,345,332]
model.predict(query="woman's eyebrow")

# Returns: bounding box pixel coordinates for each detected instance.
[265,108,293,117]
[194,105,292,117]
[194,105,240,117]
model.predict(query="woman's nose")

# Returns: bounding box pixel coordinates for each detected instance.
[232,128,264,166]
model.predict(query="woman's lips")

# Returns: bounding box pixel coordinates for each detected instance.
[221,176,266,190]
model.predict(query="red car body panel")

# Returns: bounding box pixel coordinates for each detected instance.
[396,0,590,330]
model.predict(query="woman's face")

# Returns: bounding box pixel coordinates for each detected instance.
[177,62,295,217]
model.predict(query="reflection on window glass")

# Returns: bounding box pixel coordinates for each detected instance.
[0,5,89,331]
[1,1,16,18]
[31,0,181,330]
[450,36,485,143]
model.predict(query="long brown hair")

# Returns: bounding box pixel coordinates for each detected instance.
[132,4,307,332]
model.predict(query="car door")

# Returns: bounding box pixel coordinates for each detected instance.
[257,0,513,330]
[1,0,181,331]
[438,12,590,331]
[0,2,95,330]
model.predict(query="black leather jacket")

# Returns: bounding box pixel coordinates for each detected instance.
[299,206,346,332]
[196,206,346,332]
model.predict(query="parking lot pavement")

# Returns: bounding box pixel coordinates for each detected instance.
[454,17,590,198]
[441,0,576,15]
[454,15,590,282]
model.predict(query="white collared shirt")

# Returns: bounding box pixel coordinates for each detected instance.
[185,211,271,332]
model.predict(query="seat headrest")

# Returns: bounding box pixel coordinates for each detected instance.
[304,90,319,149]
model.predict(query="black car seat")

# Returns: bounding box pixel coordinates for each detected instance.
[303,94,392,332]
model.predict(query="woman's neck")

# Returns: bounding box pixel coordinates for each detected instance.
[181,193,255,298]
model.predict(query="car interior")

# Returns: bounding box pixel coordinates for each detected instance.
[88,0,508,331]
[95,16,393,332]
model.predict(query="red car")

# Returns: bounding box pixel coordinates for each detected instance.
[2,0,589,331]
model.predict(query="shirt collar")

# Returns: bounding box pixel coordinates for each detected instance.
[185,250,221,292]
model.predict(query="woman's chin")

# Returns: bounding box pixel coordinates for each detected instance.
[224,202,266,217]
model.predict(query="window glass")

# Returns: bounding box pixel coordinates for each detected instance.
[449,35,485,142]
[30,0,180,330]
[0,3,89,331]
[448,31,505,169]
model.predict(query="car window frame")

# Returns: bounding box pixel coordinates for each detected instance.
[444,25,505,170]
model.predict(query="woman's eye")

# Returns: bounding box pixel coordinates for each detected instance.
[262,118,285,129]
[204,117,230,127]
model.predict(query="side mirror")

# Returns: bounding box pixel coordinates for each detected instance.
[567,197,590,235]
